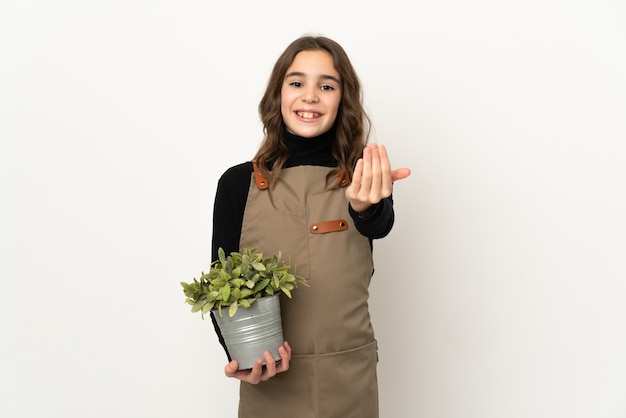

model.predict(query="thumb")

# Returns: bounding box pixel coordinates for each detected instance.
[391,167,411,182]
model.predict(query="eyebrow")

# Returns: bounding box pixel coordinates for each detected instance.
[285,71,341,84]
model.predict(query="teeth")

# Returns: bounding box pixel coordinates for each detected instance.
[297,112,320,119]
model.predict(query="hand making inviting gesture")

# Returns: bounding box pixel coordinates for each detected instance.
[346,144,411,215]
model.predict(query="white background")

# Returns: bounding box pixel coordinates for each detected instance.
[1,1,625,417]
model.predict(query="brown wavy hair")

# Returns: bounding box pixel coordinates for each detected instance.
[253,35,371,188]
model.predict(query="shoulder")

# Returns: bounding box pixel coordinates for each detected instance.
[219,162,253,180]
[217,162,253,188]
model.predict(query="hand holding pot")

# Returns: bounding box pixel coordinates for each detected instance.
[224,341,291,384]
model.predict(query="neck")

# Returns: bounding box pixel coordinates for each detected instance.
[282,126,337,168]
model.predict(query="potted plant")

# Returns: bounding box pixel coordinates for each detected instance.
[181,247,308,369]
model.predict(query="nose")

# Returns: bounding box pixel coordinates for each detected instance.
[301,88,319,103]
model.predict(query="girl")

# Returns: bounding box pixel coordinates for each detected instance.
[210,35,410,418]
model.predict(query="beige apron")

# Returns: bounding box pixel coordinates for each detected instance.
[237,164,379,418]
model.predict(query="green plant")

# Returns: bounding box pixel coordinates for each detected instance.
[181,247,308,318]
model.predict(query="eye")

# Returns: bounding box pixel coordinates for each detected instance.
[289,81,303,88]
[321,85,335,91]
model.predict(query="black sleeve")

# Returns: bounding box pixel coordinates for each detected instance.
[211,162,253,262]
[349,195,395,239]
[209,162,253,362]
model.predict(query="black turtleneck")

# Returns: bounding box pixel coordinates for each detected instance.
[282,127,338,168]
[210,129,395,261]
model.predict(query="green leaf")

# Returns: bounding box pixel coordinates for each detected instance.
[224,257,233,273]
[231,278,245,288]
[230,252,243,266]
[191,299,205,313]
[280,286,292,298]
[220,284,230,301]
[240,263,251,279]
[210,277,227,287]
[228,301,238,317]
[252,278,270,293]
[252,262,266,271]
[201,301,214,314]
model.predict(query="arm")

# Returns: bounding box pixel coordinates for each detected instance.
[349,195,395,239]
[210,162,292,383]
[211,162,253,261]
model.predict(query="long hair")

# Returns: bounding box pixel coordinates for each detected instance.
[254,35,371,188]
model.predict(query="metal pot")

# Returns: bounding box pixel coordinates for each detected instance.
[213,294,284,370]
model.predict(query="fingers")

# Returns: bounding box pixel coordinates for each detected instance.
[346,144,410,213]
[223,342,292,384]
[349,158,363,193]
[362,144,389,199]
[360,145,373,193]
[223,356,264,384]
[260,350,277,381]
[224,360,239,378]
[264,342,291,378]
[276,341,291,372]
[349,144,391,201]
[376,145,392,197]
[247,359,265,383]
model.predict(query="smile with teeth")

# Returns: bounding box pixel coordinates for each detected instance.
[296,111,321,119]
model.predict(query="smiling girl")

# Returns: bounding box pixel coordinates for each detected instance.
[210,35,410,418]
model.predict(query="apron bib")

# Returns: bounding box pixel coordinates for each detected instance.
[237,165,379,418]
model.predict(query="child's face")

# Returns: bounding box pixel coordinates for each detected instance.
[281,50,341,138]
